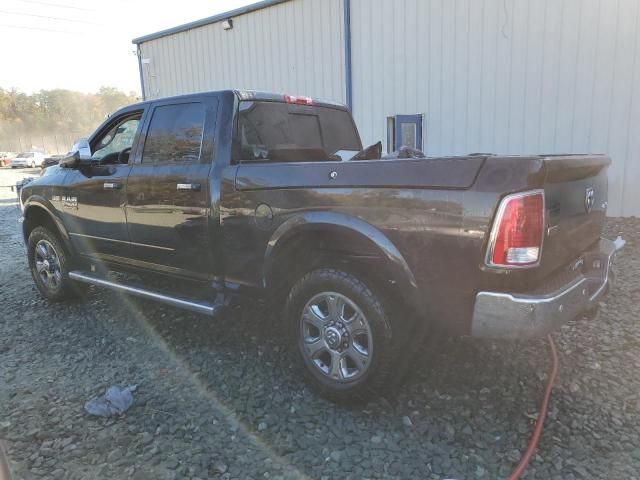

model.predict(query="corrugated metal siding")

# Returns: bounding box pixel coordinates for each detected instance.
[138,0,345,103]
[350,0,640,216]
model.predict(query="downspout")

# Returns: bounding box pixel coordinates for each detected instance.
[136,44,146,101]
[343,0,353,112]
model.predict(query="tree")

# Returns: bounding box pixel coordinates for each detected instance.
[0,87,138,153]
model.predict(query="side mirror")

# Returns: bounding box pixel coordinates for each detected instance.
[74,139,92,160]
[66,138,92,159]
[59,151,80,169]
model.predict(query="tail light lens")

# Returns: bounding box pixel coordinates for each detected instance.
[486,190,545,268]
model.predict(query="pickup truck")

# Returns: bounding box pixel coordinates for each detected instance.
[19,90,623,401]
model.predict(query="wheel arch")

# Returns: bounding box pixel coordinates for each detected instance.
[263,211,422,314]
[22,199,71,252]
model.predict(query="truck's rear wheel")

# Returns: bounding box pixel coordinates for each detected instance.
[286,268,403,402]
[27,226,83,301]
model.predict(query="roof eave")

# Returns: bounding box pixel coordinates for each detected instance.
[132,0,292,45]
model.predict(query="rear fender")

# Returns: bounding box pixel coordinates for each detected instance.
[263,211,422,311]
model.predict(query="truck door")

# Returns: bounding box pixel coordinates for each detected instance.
[63,111,144,261]
[125,97,218,279]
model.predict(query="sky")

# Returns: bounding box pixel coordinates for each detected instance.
[0,0,255,95]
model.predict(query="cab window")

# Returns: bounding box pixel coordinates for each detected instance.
[232,101,361,163]
[91,114,142,164]
[141,103,205,164]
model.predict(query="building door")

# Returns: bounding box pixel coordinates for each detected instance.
[388,114,424,152]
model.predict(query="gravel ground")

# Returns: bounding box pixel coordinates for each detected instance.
[1,166,639,480]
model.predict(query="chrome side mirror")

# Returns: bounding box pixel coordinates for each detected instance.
[72,138,92,160]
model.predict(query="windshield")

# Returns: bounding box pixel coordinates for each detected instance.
[232,101,361,162]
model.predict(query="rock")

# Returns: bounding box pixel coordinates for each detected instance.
[330,451,342,462]
[211,461,228,474]
[445,424,455,439]
[50,468,65,479]
[0,196,639,480]
[107,448,123,462]
[141,432,154,445]
[402,416,413,427]
[258,422,267,432]
[39,448,54,458]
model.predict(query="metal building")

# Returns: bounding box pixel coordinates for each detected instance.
[133,0,640,217]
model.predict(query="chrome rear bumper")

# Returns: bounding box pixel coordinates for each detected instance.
[471,237,624,339]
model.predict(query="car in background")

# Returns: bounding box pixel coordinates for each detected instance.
[41,154,66,171]
[0,152,16,167]
[39,139,90,172]
[11,152,46,169]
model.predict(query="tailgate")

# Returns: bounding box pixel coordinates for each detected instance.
[540,154,610,274]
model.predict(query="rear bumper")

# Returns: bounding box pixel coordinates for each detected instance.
[470,237,624,339]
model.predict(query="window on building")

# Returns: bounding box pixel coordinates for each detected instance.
[386,114,424,153]
[142,103,205,164]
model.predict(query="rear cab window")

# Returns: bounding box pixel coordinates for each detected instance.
[232,101,361,163]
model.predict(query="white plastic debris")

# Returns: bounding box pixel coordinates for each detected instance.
[613,235,626,252]
[84,385,137,417]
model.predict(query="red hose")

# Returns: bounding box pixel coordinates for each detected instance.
[506,334,559,480]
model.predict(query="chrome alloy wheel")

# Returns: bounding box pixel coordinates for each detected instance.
[300,292,373,382]
[34,239,62,291]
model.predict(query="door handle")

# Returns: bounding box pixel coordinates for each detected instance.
[103,182,122,190]
[176,183,201,191]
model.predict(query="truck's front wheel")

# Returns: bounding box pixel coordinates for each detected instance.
[286,268,403,402]
[27,226,83,301]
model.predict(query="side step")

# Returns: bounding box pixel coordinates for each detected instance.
[69,271,224,317]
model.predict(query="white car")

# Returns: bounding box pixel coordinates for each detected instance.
[11,152,46,168]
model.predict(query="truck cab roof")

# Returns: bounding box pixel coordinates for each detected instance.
[113,90,349,118]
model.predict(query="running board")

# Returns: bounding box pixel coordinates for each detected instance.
[68,271,223,317]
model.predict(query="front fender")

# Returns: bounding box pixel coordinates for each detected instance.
[264,211,421,309]
[22,196,71,249]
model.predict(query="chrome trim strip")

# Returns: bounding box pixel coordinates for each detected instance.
[479,276,587,305]
[69,232,175,251]
[69,271,219,316]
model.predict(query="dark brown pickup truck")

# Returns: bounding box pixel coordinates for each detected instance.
[19,90,624,401]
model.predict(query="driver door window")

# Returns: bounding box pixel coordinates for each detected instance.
[91,115,141,164]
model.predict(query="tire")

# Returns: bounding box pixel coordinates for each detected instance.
[286,268,408,402]
[27,226,83,301]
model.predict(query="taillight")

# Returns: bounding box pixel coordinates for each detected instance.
[284,94,314,105]
[486,190,545,268]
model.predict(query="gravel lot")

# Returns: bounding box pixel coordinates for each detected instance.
[1,167,639,480]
